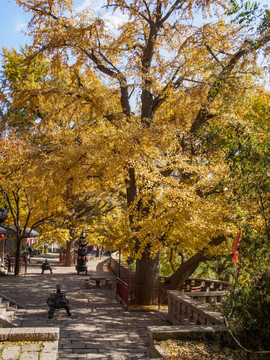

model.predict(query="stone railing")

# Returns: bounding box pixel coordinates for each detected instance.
[110,255,135,280]
[167,290,224,326]
[147,278,232,358]
[186,278,231,291]
[160,277,231,291]
[185,290,226,304]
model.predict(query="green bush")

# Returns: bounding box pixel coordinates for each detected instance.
[221,270,270,352]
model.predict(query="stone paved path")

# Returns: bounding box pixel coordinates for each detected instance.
[0,253,168,359]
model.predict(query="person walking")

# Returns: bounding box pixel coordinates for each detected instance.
[27,245,33,263]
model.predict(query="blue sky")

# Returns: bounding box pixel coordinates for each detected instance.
[0,0,31,51]
[0,0,123,52]
[1,0,269,52]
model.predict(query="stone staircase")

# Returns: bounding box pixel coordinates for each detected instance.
[0,294,25,328]
[0,262,8,275]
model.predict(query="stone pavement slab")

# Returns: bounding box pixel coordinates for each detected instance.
[0,253,168,359]
[0,340,58,360]
[1,344,21,359]
[0,327,59,360]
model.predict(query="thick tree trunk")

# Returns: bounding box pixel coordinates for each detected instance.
[65,239,74,266]
[167,251,208,287]
[135,251,160,286]
[126,166,161,301]
[65,229,76,266]
[135,250,160,304]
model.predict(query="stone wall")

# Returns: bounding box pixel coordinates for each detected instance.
[167,290,224,326]
[147,325,228,358]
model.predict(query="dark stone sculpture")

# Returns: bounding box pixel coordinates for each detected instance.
[47,284,71,318]
[75,232,88,275]
[41,259,53,274]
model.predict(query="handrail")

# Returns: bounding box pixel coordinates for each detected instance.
[116,276,231,310]
[116,278,204,310]
[167,290,224,325]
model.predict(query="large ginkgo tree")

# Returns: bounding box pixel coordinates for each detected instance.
[3,0,270,292]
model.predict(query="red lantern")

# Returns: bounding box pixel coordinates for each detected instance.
[0,234,4,239]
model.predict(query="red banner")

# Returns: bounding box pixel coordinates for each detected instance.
[233,230,242,264]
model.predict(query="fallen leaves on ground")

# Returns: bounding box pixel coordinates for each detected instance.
[158,339,247,359]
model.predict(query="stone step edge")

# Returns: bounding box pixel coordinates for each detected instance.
[12,308,27,328]
[147,324,227,340]
[0,327,60,341]
[0,293,24,309]
[0,315,17,328]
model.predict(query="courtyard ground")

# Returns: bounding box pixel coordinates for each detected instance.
[0,253,168,359]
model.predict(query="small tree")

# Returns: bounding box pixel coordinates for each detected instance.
[0,131,66,275]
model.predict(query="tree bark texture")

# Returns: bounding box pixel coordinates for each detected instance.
[126,166,161,299]
[135,250,160,304]
[65,228,76,266]
[167,235,226,287]
[65,239,75,266]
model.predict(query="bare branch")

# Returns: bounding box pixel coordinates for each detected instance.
[104,2,151,24]
[29,215,55,232]
[205,44,221,64]
[142,0,152,23]
[159,0,184,26]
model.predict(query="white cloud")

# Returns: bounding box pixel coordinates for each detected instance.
[15,22,27,32]
[74,0,128,29]
[102,11,128,29]
[75,0,96,13]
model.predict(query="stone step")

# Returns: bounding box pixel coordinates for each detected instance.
[0,296,20,328]
[5,309,15,320]
[12,308,26,327]
[0,301,17,312]
[0,310,18,327]
[0,263,8,275]
[0,301,9,315]
[0,314,17,327]
[0,293,24,309]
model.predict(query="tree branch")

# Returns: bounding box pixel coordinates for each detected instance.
[205,44,221,64]
[159,0,184,26]
[190,34,270,134]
